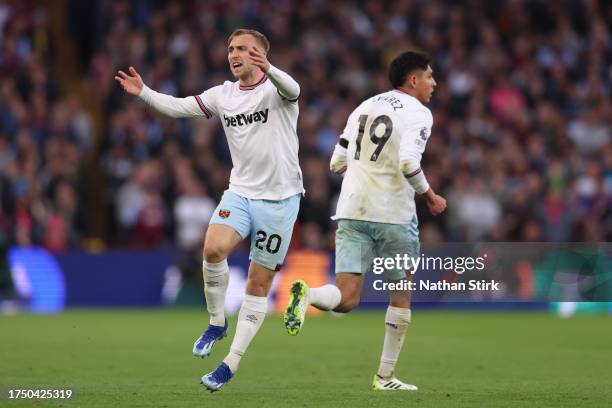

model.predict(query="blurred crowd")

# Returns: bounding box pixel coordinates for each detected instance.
[1,0,611,252]
[0,1,93,251]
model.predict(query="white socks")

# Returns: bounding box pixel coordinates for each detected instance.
[309,284,342,311]
[377,306,411,378]
[223,294,267,373]
[203,259,229,326]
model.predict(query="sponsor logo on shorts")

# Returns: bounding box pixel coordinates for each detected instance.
[219,209,231,219]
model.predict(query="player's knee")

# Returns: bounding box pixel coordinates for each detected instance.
[203,242,229,263]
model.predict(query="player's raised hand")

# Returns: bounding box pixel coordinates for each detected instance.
[426,193,447,216]
[248,46,270,73]
[115,66,144,95]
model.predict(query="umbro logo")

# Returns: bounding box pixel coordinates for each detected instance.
[245,314,258,323]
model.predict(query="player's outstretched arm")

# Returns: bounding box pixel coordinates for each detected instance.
[249,47,300,101]
[114,66,207,118]
[115,66,144,95]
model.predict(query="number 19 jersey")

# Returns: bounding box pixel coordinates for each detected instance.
[332,90,433,224]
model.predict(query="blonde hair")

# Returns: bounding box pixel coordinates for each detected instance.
[227,28,270,53]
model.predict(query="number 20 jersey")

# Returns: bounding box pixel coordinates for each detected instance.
[332,90,433,225]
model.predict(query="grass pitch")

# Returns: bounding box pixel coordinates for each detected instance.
[1,309,611,407]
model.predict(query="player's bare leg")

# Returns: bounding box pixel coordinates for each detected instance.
[332,273,364,312]
[193,224,242,358]
[372,277,417,391]
[201,261,274,391]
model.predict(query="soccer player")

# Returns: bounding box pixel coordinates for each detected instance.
[115,29,303,392]
[283,51,446,391]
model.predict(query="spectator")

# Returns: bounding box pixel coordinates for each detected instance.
[2,0,611,249]
[174,177,215,251]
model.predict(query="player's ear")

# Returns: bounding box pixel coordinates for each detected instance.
[409,74,417,88]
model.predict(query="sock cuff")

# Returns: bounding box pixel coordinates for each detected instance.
[324,284,342,299]
[326,284,342,309]
[228,348,244,358]
[308,284,342,311]
[243,294,268,313]
[386,306,411,325]
[203,259,228,276]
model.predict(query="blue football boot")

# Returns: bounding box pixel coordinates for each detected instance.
[200,362,234,392]
[192,319,228,357]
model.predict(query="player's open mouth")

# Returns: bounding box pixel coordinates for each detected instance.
[232,62,243,68]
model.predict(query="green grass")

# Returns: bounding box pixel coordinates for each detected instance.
[1,310,611,407]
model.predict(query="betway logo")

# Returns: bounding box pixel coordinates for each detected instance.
[223,109,269,127]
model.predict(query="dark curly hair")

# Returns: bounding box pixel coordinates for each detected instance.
[388,51,431,88]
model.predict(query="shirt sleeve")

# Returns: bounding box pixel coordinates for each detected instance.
[193,86,220,118]
[266,64,300,102]
[329,111,355,174]
[330,141,348,174]
[138,84,218,119]
[398,108,433,176]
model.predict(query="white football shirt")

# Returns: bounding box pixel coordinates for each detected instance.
[139,66,304,200]
[332,90,433,224]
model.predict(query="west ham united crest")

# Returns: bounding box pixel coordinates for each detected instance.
[219,209,231,219]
